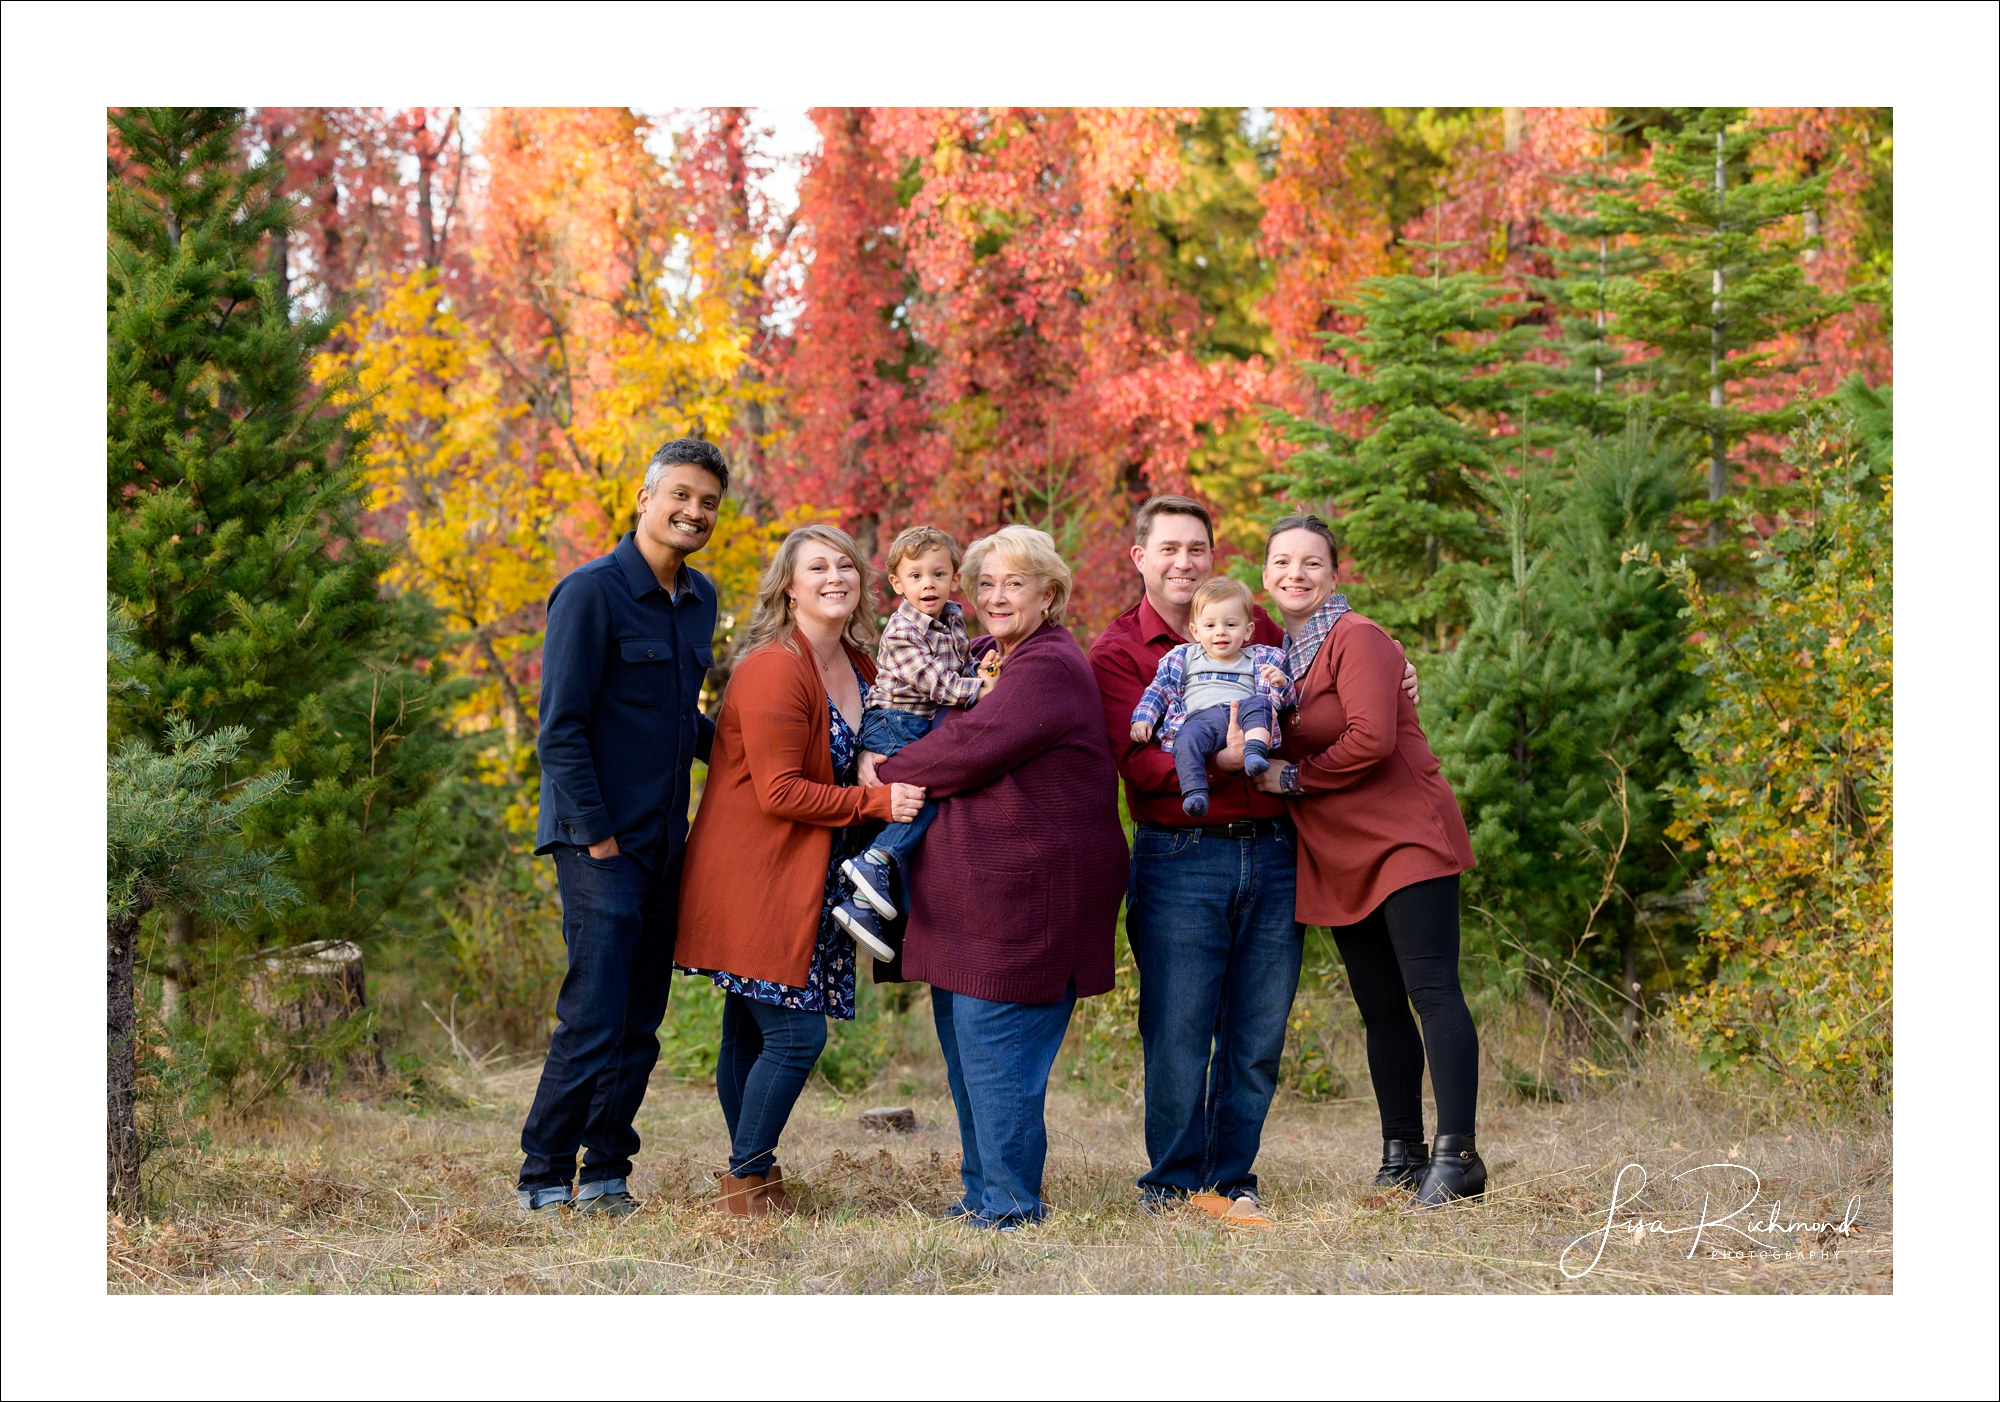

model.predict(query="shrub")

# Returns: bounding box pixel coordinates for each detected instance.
[1661,412,1891,1103]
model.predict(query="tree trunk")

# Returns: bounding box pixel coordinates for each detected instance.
[1502,107,1526,153]
[1708,130,1728,547]
[108,912,143,1215]
[474,631,534,774]
[1620,927,1640,1045]
[247,941,379,1089]
[160,906,195,1023]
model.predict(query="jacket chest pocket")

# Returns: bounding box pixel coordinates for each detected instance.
[615,637,677,708]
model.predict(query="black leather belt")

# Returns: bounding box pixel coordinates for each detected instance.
[1135,817,1287,841]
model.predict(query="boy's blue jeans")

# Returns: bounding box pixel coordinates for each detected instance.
[856,706,943,863]
[1171,694,1275,802]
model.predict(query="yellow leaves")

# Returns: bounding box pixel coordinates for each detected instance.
[566,250,758,537]
[1668,449,1891,1104]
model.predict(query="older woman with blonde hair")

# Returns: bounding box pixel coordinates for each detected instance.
[873,525,1128,1229]
[676,524,926,1215]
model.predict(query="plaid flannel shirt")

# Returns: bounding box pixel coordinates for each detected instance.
[867,599,982,715]
[1131,641,1294,753]
[1283,592,1352,682]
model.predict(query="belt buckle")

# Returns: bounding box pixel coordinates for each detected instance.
[1223,819,1258,840]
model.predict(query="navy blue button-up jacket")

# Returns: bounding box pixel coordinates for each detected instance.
[534,533,718,871]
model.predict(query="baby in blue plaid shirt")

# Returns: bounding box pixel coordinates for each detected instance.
[833,526,998,959]
[1130,576,1295,818]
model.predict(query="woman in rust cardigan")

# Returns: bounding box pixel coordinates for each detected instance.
[676,525,925,1216]
[874,526,1128,1229]
[1254,515,1486,1208]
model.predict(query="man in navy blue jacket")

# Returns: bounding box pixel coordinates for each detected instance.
[517,438,726,1216]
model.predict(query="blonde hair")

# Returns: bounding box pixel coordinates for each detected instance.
[739,524,882,658]
[1190,575,1255,622]
[960,524,1074,627]
[885,524,963,575]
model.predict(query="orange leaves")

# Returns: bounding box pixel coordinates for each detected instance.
[781,107,1267,630]
[305,109,791,782]
[1259,108,1394,372]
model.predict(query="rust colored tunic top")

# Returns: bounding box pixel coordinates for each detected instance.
[1281,611,1474,927]
[676,639,897,987]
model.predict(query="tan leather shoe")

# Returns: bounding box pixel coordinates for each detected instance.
[759,1163,795,1215]
[715,1170,770,1217]
[1223,1194,1272,1229]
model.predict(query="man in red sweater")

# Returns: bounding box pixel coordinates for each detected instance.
[1089,495,1415,1223]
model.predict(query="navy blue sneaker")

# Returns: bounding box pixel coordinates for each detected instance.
[832,900,896,962]
[840,853,898,919]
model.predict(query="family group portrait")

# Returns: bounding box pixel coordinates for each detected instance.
[42,0,1977,1352]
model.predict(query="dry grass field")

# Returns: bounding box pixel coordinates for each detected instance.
[109,994,1891,1296]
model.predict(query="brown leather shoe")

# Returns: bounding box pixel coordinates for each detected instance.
[758,1163,795,1215]
[715,1170,770,1217]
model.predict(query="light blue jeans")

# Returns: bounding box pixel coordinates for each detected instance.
[931,981,1078,1227]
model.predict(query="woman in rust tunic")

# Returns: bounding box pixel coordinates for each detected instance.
[1254,515,1485,1207]
[676,525,925,1215]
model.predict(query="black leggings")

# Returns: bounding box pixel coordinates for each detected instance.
[1330,873,1478,1142]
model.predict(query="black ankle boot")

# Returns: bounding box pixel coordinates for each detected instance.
[1414,1133,1486,1208]
[1372,1138,1430,1189]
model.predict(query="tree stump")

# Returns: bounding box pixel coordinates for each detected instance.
[247,940,380,1089]
[860,1106,917,1133]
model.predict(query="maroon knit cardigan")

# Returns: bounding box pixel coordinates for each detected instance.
[876,620,1128,1004]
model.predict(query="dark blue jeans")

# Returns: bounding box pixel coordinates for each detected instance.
[1127,823,1303,1201]
[1172,695,1275,802]
[932,981,1077,1226]
[716,993,829,1177]
[858,706,943,864]
[518,845,680,1203]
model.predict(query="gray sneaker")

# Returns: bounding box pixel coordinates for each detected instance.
[573,1178,641,1218]
[574,1190,640,1219]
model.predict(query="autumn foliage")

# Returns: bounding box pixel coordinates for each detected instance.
[1662,417,1892,1100]
[120,106,1889,1104]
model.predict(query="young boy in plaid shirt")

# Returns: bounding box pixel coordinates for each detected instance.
[833,526,998,958]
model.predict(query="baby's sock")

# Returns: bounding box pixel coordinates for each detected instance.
[1182,790,1210,818]
[1242,737,1271,777]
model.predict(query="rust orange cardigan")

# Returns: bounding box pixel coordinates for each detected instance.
[1280,611,1474,927]
[676,639,896,986]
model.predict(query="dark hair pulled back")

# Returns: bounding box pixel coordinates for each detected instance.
[1264,513,1339,569]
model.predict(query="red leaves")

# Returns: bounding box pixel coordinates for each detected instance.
[775,108,1264,631]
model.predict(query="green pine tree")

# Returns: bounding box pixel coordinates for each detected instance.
[1267,242,1550,647]
[1530,117,1654,436]
[1426,409,1702,1014]
[1593,108,1841,542]
[107,713,297,1212]
[107,108,459,1009]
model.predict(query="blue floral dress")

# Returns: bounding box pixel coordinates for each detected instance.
[689,675,871,1021]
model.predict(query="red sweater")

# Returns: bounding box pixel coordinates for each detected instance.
[1088,594,1289,828]
[1280,611,1474,926]
[877,622,1128,1003]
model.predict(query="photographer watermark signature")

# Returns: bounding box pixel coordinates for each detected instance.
[1561,1163,1861,1279]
